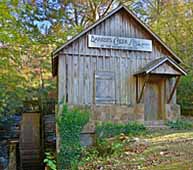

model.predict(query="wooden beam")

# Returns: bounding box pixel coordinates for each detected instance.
[136,76,138,103]
[137,75,150,103]
[167,76,180,104]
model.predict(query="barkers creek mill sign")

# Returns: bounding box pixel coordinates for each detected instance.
[88,34,152,52]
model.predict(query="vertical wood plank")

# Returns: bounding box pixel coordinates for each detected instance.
[58,55,66,104]
[84,57,90,104]
[73,55,79,104]
[56,9,177,108]
[79,56,84,104]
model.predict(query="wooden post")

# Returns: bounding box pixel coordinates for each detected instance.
[137,74,150,103]
[8,140,18,170]
[167,76,180,104]
[136,76,138,103]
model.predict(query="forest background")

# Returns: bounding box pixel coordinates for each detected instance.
[0,0,192,116]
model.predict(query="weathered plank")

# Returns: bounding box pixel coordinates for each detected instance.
[20,113,42,170]
[56,8,181,109]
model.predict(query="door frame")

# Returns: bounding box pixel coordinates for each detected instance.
[144,76,166,121]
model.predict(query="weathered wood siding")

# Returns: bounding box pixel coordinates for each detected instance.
[151,62,182,75]
[58,10,174,106]
[144,77,166,120]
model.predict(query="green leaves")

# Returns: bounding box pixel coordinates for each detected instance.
[177,74,193,110]
[166,119,193,130]
[57,104,90,170]
[96,121,147,139]
[44,152,57,170]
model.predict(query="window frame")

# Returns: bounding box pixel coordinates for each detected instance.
[94,71,116,105]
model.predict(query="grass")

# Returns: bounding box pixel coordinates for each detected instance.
[149,161,193,170]
[79,129,193,170]
[142,132,193,170]
[148,131,193,143]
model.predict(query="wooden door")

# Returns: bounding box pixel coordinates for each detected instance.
[144,78,165,121]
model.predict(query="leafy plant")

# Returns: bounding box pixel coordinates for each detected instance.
[177,74,193,114]
[80,138,123,162]
[124,121,147,135]
[57,104,89,170]
[96,121,147,139]
[95,139,114,157]
[166,119,193,130]
[96,122,124,138]
[44,152,57,170]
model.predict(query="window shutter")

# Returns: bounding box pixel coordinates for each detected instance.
[95,72,115,104]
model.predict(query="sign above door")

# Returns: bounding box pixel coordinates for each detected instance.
[88,34,152,52]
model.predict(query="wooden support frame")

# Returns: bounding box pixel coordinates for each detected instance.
[167,76,180,104]
[136,74,150,103]
[136,76,139,103]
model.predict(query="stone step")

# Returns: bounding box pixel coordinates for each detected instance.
[143,120,166,126]
[145,125,169,129]
[143,120,169,129]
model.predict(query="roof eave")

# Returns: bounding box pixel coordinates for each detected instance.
[52,5,182,63]
[52,5,123,56]
[121,6,182,63]
[136,57,187,76]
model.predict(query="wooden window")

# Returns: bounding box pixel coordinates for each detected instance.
[95,71,115,104]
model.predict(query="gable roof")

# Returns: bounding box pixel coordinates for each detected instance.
[134,57,187,76]
[52,5,182,64]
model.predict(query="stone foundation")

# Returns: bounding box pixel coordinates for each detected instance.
[81,103,181,133]
[134,104,144,122]
[67,104,182,146]
[80,133,96,147]
[82,104,144,133]
[165,104,181,120]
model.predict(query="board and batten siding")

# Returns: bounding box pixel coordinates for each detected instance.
[57,10,174,106]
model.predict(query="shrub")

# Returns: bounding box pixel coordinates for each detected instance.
[57,104,89,170]
[96,122,124,138]
[80,138,124,161]
[44,152,57,170]
[124,121,146,135]
[166,119,193,130]
[177,74,193,114]
[96,121,146,139]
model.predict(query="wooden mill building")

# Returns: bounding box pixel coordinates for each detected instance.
[52,5,186,131]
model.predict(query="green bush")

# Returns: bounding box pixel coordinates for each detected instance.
[96,121,146,138]
[96,122,124,138]
[44,152,57,170]
[177,74,193,113]
[166,119,193,130]
[57,104,89,170]
[80,139,124,162]
[95,139,114,157]
[124,121,146,135]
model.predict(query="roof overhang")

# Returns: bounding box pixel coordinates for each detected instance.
[52,5,183,77]
[134,57,187,76]
[52,5,182,63]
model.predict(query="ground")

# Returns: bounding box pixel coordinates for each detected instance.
[79,129,193,170]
